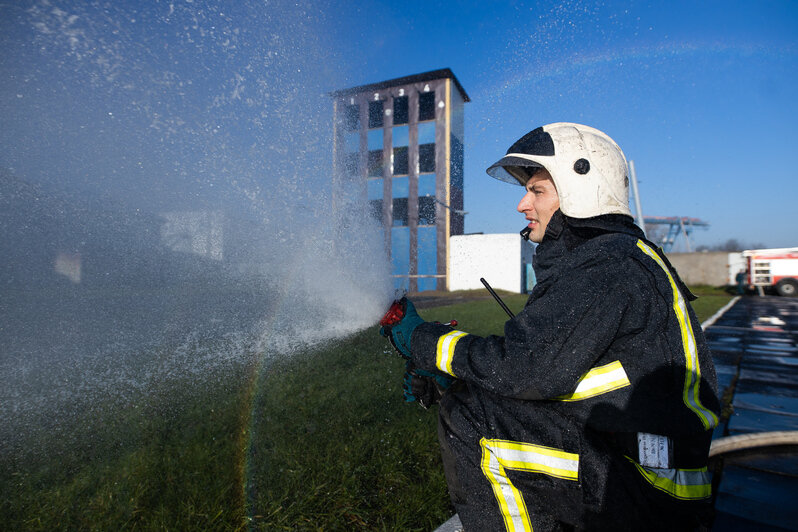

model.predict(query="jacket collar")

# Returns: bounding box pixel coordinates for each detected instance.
[532,211,696,302]
[533,210,644,284]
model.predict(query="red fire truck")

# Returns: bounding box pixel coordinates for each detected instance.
[743,247,798,296]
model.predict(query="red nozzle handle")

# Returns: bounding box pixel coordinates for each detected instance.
[379,299,406,327]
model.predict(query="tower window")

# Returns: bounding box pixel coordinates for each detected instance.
[368,100,384,128]
[392,198,408,226]
[369,199,383,222]
[419,143,435,173]
[343,104,359,130]
[368,150,383,177]
[419,92,435,121]
[393,96,409,125]
[393,146,408,175]
[419,196,436,225]
[343,152,360,176]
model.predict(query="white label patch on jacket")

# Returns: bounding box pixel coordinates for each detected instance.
[637,432,671,468]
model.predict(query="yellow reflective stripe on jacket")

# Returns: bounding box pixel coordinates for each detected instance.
[636,240,718,429]
[629,458,712,500]
[481,438,580,532]
[555,360,631,401]
[479,438,579,532]
[436,330,467,377]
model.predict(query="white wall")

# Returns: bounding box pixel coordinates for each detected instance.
[449,234,534,293]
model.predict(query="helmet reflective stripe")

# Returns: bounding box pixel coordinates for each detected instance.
[486,122,632,219]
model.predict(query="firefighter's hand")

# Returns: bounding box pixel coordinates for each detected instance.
[381,298,425,359]
[403,361,454,408]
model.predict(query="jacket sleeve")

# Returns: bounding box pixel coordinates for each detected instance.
[410,267,641,400]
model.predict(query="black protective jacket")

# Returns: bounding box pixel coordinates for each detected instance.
[410,212,720,530]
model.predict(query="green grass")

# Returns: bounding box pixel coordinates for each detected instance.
[1,289,732,530]
[687,285,737,324]
[1,367,251,531]
[247,333,449,530]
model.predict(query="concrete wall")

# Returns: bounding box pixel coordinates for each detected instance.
[450,241,742,290]
[450,242,740,290]
[665,251,731,286]
[449,234,534,293]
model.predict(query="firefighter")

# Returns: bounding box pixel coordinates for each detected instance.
[735,269,747,295]
[381,123,720,531]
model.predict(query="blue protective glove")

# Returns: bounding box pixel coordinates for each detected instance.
[379,297,425,359]
[403,361,454,408]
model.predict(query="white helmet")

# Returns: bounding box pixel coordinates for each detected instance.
[486,122,631,219]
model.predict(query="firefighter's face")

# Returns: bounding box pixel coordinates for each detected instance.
[517,169,560,243]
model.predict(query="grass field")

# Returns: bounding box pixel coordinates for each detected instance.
[0,289,731,531]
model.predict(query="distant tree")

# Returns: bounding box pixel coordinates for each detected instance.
[695,239,769,252]
[716,239,743,252]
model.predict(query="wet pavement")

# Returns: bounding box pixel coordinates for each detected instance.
[706,296,798,531]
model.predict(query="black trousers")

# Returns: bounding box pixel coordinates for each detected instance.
[437,388,713,531]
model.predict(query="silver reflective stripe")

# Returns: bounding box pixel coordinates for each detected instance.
[630,458,712,500]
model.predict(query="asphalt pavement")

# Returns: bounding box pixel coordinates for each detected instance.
[707,295,798,531]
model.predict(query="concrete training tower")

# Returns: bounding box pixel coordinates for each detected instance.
[331,69,469,292]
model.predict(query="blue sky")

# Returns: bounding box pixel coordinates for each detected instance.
[328,0,798,249]
[2,0,797,251]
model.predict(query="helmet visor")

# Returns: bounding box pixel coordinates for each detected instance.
[486,155,544,186]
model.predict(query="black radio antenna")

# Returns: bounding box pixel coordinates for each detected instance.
[480,278,515,319]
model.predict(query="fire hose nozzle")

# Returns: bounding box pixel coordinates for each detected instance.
[379,298,406,328]
[379,298,458,329]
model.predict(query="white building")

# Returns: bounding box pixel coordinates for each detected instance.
[449,233,535,293]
